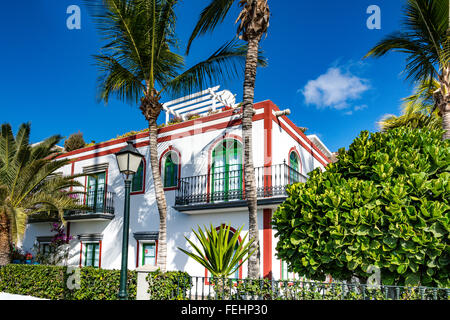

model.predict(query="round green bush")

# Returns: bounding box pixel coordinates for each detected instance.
[273,128,449,287]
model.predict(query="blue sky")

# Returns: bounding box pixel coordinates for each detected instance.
[0,0,414,152]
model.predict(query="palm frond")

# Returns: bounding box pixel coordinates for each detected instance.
[365,0,448,83]
[0,123,87,244]
[186,0,236,54]
[162,39,249,97]
[378,78,442,131]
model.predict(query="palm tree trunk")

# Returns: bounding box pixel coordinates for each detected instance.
[243,37,261,279]
[0,211,11,266]
[148,117,168,272]
[441,66,450,140]
[442,103,450,140]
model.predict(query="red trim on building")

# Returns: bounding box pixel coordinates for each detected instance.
[155,240,159,266]
[79,242,83,268]
[159,146,182,191]
[55,100,328,168]
[262,102,274,280]
[66,222,71,243]
[272,114,329,167]
[56,107,264,163]
[263,209,273,280]
[98,240,102,269]
[270,104,331,164]
[136,240,140,268]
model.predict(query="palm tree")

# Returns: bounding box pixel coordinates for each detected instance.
[379,78,442,131]
[365,0,450,139]
[0,123,85,265]
[86,0,249,272]
[186,0,270,279]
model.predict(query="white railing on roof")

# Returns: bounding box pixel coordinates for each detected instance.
[162,86,237,124]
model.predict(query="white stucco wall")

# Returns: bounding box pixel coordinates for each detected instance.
[22,104,330,280]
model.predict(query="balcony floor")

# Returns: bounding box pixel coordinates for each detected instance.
[173,196,287,214]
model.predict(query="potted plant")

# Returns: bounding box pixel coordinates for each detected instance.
[25,252,33,264]
[11,246,25,264]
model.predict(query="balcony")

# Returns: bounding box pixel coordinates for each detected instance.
[64,190,115,221]
[27,190,115,223]
[174,162,307,213]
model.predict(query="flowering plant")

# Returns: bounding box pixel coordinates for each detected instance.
[34,223,73,265]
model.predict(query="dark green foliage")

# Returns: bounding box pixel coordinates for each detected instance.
[146,270,192,300]
[64,132,86,152]
[0,265,137,300]
[229,278,448,300]
[70,267,137,300]
[272,128,449,287]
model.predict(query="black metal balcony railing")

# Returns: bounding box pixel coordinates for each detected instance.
[65,189,115,217]
[175,162,307,206]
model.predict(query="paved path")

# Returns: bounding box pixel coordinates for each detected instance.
[0,292,48,300]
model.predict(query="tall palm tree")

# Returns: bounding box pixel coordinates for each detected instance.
[186,0,270,280]
[365,0,450,139]
[0,123,85,265]
[86,0,249,272]
[379,78,442,131]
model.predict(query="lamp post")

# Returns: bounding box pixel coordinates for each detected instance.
[115,141,144,300]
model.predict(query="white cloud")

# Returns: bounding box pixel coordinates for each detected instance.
[302,67,370,111]
[354,104,368,111]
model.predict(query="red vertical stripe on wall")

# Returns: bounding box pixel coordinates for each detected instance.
[136,240,140,268]
[262,102,273,280]
[263,208,273,279]
[98,240,102,269]
[79,242,83,267]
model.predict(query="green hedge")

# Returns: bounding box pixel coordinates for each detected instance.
[146,270,192,300]
[0,265,137,300]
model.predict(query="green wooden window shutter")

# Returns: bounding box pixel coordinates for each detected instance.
[132,161,144,192]
[211,140,243,202]
[164,154,178,188]
[84,243,100,268]
[289,152,300,183]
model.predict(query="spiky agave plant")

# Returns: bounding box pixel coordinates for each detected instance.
[178,224,255,279]
[0,123,86,265]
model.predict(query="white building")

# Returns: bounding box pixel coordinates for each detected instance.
[23,88,332,281]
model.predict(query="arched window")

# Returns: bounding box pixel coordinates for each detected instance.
[131,160,145,193]
[211,139,243,202]
[163,152,179,188]
[289,151,300,183]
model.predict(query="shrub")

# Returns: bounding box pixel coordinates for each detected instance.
[0,265,67,299]
[0,265,137,300]
[272,128,449,287]
[64,132,86,152]
[70,267,137,300]
[146,270,192,300]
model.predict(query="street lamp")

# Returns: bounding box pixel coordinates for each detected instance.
[115,141,144,300]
